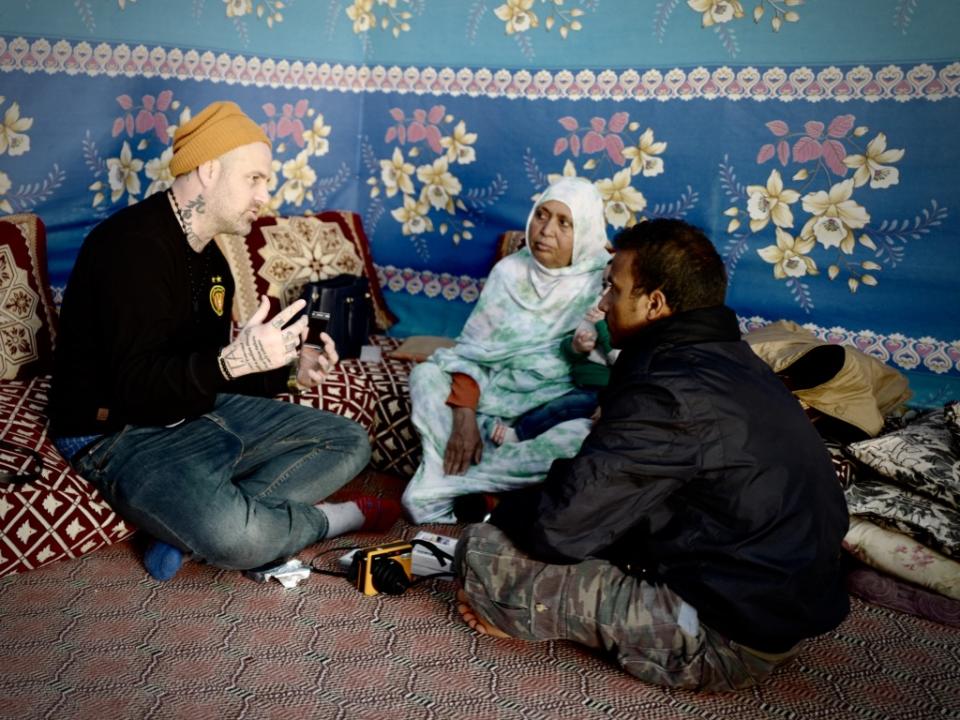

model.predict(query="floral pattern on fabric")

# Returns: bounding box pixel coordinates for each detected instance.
[846,406,960,508]
[719,115,946,313]
[536,114,671,231]
[256,216,366,305]
[843,516,960,601]
[844,475,960,560]
[88,91,184,211]
[0,96,63,216]
[86,93,346,221]
[364,104,502,260]
[945,401,960,446]
[217,212,396,330]
[0,215,59,380]
[404,361,594,523]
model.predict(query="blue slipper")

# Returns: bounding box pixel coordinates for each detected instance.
[144,540,185,581]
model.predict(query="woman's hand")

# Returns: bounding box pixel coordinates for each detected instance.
[444,406,483,475]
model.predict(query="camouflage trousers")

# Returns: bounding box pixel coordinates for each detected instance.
[455,523,799,692]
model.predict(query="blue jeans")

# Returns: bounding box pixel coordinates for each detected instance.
[514,387,599,442]
[74,394,371,570]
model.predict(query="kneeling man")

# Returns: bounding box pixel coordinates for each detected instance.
[455,219,849,691]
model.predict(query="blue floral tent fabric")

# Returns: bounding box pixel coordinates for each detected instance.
[0,0,957,404]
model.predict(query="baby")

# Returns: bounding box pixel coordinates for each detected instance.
[491,303,618,445]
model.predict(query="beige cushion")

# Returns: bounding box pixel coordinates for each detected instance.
[745,320,911,436]
[388,335,456,363]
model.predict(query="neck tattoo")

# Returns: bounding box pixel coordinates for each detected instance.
[168,189,206,252]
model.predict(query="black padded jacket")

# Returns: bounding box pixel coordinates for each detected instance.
[491,305,850,653]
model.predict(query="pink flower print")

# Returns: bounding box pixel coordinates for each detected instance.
[608,112,629,133]
[113,93,174,144]
[758,115,852,175]
[385,107,406,144]
[261,102,278,140]
[276,100,308,147]
[554,113,629,165]
[894,544,936,571]
[261,101,308,146]
[583,117,606,154]
[404,105,445,155]
[555,116,580,156]
[792,120,847,176]
[757,121,790,166]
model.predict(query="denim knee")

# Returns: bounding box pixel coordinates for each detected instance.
[187,516,302,570]
[341,419,372,465]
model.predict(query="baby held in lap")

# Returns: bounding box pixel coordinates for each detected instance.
[491,300,618,446]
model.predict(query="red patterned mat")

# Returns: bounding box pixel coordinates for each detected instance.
[1,474,958,720]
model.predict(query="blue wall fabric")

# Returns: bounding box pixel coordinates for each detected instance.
[0,0,958,405]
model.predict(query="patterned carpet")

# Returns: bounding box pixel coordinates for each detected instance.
[2,476,959,720]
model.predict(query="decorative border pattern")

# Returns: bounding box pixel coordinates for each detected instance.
[367,269,960,378]
[2,36,959,103]
[376,264,484,304]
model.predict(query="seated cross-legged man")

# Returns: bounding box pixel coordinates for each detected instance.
[49,101,398,582]
[454,219,850,691]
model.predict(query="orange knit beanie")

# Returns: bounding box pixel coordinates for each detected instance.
[169,101,271,177]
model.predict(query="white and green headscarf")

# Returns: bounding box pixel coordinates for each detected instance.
[430,176,610,417]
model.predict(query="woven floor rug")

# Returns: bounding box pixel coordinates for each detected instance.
[1,475,958,720]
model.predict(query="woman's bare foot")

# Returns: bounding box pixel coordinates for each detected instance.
[456,588,511,638]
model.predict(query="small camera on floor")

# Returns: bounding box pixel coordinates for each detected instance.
[347,541,413,596]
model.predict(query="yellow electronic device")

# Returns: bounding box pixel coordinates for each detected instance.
[349,541,413,596]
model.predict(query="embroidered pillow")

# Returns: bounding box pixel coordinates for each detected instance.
[0,214,59,379]
[0,377,135,577]
[846,406,960,509]
[843,474,960,558]
[946,401,960,448]
[843,516,960,601]
[217,212,396,332]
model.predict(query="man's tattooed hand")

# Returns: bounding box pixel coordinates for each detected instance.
[219,297,307,379]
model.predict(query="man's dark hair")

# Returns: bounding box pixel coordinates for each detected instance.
[613,219,727,313]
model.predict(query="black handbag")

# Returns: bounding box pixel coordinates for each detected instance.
[299,275,372,359]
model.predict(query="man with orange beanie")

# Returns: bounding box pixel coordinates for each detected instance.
[50,101,397,582]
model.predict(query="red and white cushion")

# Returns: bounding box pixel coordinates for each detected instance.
[275,364,379,437]
[356,337,421,479]
[0,377,135,578]
[0,214,59,380]
[217,212,396,331]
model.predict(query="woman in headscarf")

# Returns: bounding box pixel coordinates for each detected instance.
[403,177,610,523]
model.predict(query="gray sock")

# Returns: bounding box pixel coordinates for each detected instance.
[316,501,364,539]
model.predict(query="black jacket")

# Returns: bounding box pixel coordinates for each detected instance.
[492,305,849,653]
[50,192,285,435]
